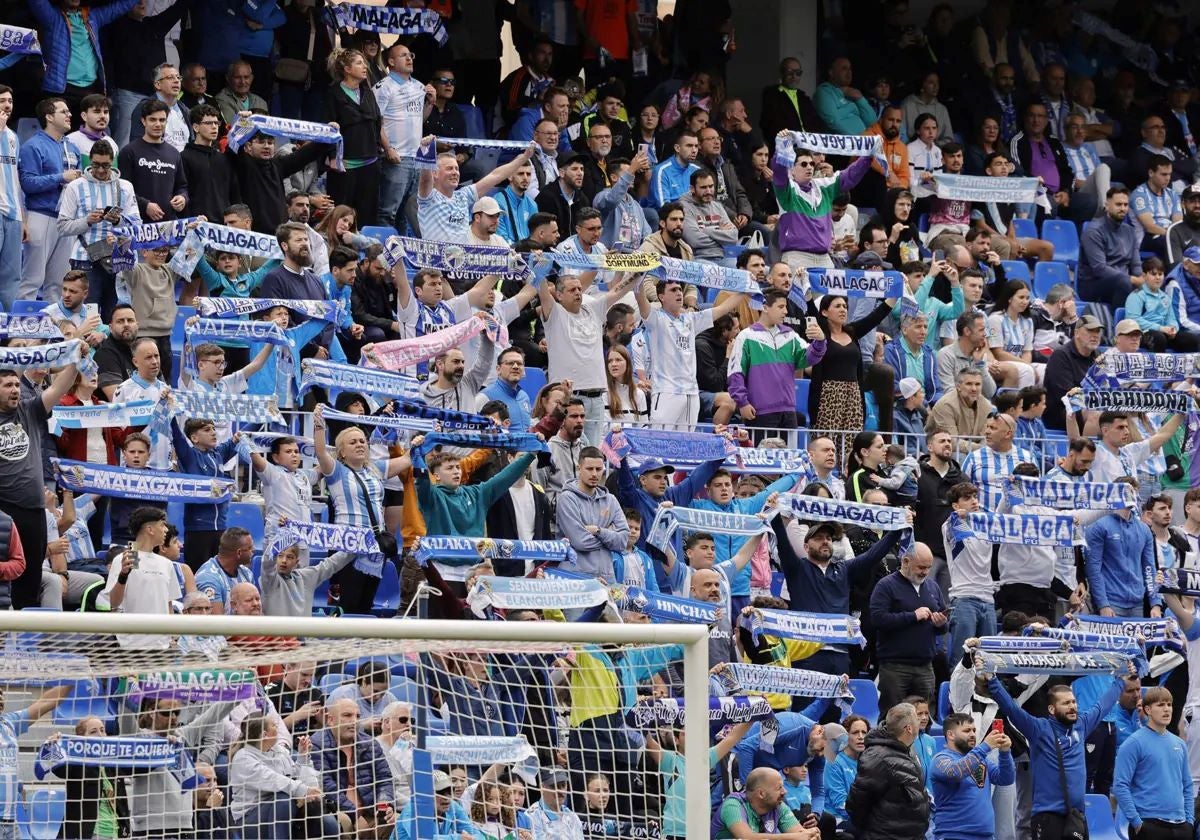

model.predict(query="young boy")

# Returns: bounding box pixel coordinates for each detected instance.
[260,532,353,618]
[109,434,167,545]
[614,508,658,591]
[1016,385,1048,469]
[243,436,319,550]
[169,417,240,570]
[194,247,280,298]
[1128,256,1200,352]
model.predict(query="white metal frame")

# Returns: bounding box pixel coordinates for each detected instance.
[0,611,712,837]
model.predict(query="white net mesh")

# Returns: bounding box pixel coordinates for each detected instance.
[0,615,704,840]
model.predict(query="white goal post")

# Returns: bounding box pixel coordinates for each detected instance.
[0,609,712,838]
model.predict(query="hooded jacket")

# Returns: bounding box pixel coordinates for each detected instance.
[555,482,629,579]
[56,165,139,261]
[181,142,240,223]
[28,0,138,94]
[418,333,494,413]
[227,141,334,233]
[846,726,931,840]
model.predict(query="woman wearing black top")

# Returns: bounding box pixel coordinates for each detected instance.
[845,430,888,502]
[325,48,382,226]
[808,292,897,465]
[881,187,923,266]
[739,142,781,227]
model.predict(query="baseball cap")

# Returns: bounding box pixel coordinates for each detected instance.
[1076,314,1103,331]
[898,377,923,400]
[805,521,844,542]
[1184,246,1200,263]
[472,196,505,216]
[856,251,884,268]
[542,769,570,787]
[433,771,453,792]
[634,458,676,476]
[561,152,589,168]
[1181,184,1200,201]
[1115,318,1142,335]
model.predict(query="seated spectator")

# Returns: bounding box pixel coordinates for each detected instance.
[1167,185,1200,266]
[535,152,591,240]
[716,767,818,839]
[1130,115,1196,189]
[1127,256,1200,351]
[394,771,476,840]
[964,115,1005,176]
[376,701,414,809]
[814,56,875,134]
[973,152,1054,262]
[311,699,395,837]
[510,87,573,155]
[884,312,941,404]
[926,368,992,458]
[1170,247,1200,331]
[1061,113,1109,221]
[214,59,269,127]
[1008,102,1072,219]
[901,72,954,143]
[907,114,943,205]
[328,661,397,735]
[1130,155,1183,263]
[680,170,739,262]
[1079,187,1144,308]
[1030,283,1080,354]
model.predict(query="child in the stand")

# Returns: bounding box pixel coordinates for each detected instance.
[873,443,919,504]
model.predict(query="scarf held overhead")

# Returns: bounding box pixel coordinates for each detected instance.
[934,174,1040,203]
[409,430,546,470]
[714,664,852,702]
[424,736,537,767]
[48,400,157,435]
[411,137,532,169]
[34,737,188,783]
[52,459,234,503]
[646,505,771,554]
[1070,389,1192,415]
[626,695,774,730]
[608,583,719,625]
[977,649,1135,676]
[328,3,448,44]
[380,235,531,281]
[168,223,283,277]
[603,426,734,467]
[169,390,284,426]
[950,511,1080,547]
[739,608,866,647]
[363,314,507,372]
[0,313,63,340]
[1096,352,1200,382]
[1006,475,1136,510]
[299,359,422,400]
[0,339,84,372]
[226,115,343,169]
[414,535,576,568]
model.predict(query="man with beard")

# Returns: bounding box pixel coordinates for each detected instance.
[1079,187,1144,308]
[931,714,1015,840]
[869,542,947,712]
[637,202,698,307]
[228,119,336,234]
[1167,184,1200,266]
[863,105,910,206]
[418,324,496,413]
[259,223,336,357]
[284,191,329,277]
[535,152,590,242]
[985,660,1132,840]
[577,120,615,201]
[95,304,140,400]
[417,137,536,244]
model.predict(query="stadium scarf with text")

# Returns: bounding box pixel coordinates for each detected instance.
[299,359,422,400]
[169,390,284,426]
[977,649,1135,676]
[650,256,762,301]
[934,174,1040,203]
[786,131,882,158]
[0,312,62,340]
[1157,567,1200,597]
[168,223,283,277]
[196,296,344,323]
[34,737,192,783]
[185,318,290,348]
[1005,475,1136,510]
[52,459,234,503]
[715,446,818,478]
[1023,625,1148,674]
[363,314,507,371]
[609,583,719,625]
[413,535,576,568]
[1073,10,1162,80]
[0,338,84,372]
[739,607,866,647]
[602,426,734,467]
[0,25,40,71]
[409,430,546,470]
[1096,352,1200,382]
[425,737,537,768]
[949,511,1080,547]
[802,267,905,299]
[226,115,343,169]
[1069,388,1192,415]
[125,668,260,704]
[773,493,914,552]
[411,137,532,169]
[466,574,610,618]
[646,506,771,554]
[109,217,197,272]
[379,235,532,281]
[541,250,662,276]
[245,432,315,459]
[278,519,383,574]
[325,399,494,433]
[626,695,774,729]
[976,636,1067,652]
[1061,614,1185,653]
[47,400,157,435]
[714,665,852,706]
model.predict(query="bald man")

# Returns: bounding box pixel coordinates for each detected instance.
[715,766,819,839]
[691,567,734,666]
[229,582,262,616]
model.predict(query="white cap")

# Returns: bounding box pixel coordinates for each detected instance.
[898,377,923,399]
[471,196,505,216]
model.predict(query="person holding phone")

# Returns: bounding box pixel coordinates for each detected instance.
[930,713,1014,840]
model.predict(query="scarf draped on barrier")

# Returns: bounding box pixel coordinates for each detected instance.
[34,737,192,783]
[414,536,576,568]
[300,359,422,400]
[646,506,771,554]
[0,339,84,372]
[412,137,532,169]
[0,313,63,340]
[602,426,734,467]
[608,582,719,624]
[196,297,344,323]
[169,390,284,426]
[1096,352,1200,382]
[226,115,344,170]
[324,400,495,434]
[977,649,1135,676]
[0,25,40,71]
[168,223,283,277]
[329,3,449,43]
[713,665,853,707]
[626,695,774,729]
[934,174,1040,203]
[380,235,532,281]
[467,574,610,619]
[52,458,234,502]
[949,511,1081,547]
[1069,389,1192,415]
[738,607,865,647]
[976,636,1067,652]
[424,736,537,767]
[410,430,547,470]
[278,518,383,575]
[363,314,507,371]
[1158,567,1200,597]
[1061,614,1185,654]
[1005,475,1136,510]
[773,493,914,552]
[48,400,156,435]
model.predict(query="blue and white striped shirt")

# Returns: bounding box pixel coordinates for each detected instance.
[326,458,389,529]
[1130,182,1181,237]
[66,495,97,562]
[0,128,19,222]
[57,171,140,261]
[195,556,254,612]
[1063,143,1100,181]
[961,444,1036,511]
[416,184,477,244]
[0,710,31,820]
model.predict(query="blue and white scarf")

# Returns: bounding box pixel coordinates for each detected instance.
[773,493,912,550]
[226,115,343,169]
[603,427,733,466]
[0,338,84,372]
[934,174,1040,203]
[714,665,852,704]
[48,399,157,435]
[325,400,494,434]
[646,506,771,554]
[245,432,315,460]
[738,607,865,647]
[804,267,905,299]
[467,574,610,618]
[110,218,197,272]
[1061,614,1185,654]
[786,131,881,158]
[169,223,283,277]
[950,511,1080,547]
[1005,475,1136,510]
[196,296,344,323]
[412,137,531,169]
[717,447,817,479]
[0,312,63,340]
[299,359,422,400]
[410,430,547,470]
[425,736,537,767]
[1073,10,1162,81]
[1158,567,1200,597]
[170,390,283,426]
[649,256,762,301]
[185,318,290,348]
[52,458,234,502]
[626,695,774,730]
[1024,625,1143,656]
[1097,352,1200,382]
[977,649,1135,676]
[34,737,191,783]
[329,3,448,43]
[278,519,380,556]
[0,25,40,71]
[413,536,576,568]
[1070,389,1192,415]
[380,235,531,281]
[609,583,719,625]
[976,635,1067,652]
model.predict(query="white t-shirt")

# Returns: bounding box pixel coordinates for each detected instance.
[113,377,170,468]
[104,550,182,649]
[509,481,536,542]
[1089,440,1152,485]
[545,298,607,391]
[642,307,714,395]
[374,74,426,155]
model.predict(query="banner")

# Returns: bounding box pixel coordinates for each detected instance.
[646,506,771,554]
[0,312,63,340]
[124,668,259,703]
[713,665,852,703]
[626,695,774,729]
[412,137,533,169]
[48,400,157,436]
[363,314,507,372]
[650,256,761,300]
[169,390,284,426]
[414,536,576,568]
[410,431,546,470]
[299,359,422,400]
[196,296,344,324]
[0,339,84,372]
[1006,475,1136,511]
[545,250,662,275]
[787,132,882,158]
[805,267,905,299]
[424,736,537,767]
[226,115,343,169]
[329,3,448,43]
[380,235,531,281]
[977,649,1135,676]
[168,223,283,277]
[1070,389,1192,415]
[609,583,719,625]
[467,574,610,618]
[603,427,734,467]
[934,174,1041,204]
[1096,352,1200,382]
[34,736,186,782]
[950,511,1080,547]
[52,459,234,503]
[738,608,865,647]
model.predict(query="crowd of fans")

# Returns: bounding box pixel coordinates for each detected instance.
[0,0,1199,838]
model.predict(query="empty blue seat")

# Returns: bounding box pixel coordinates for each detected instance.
[389,675,420,706]
[1114,307,1125,325]
[932,735,945,752]
[795,379,810,416]
[1041,219,1080,267]
[848,678,880,726]
[1085,793,1121,840]
[53,678,115,725]
[226,502,264,547]
[317,672,349,696]
[360,225,395,243]
[1012,218,1038,239]
[171,305,196,354]
[520,367,548,403]
[936,682,951,721]
[918,213,929,233]
[1000,260,1030,282]
[10,300,47,315]
[1033,260,1072,300]
[373,561,401,614]
[24,788,66,840]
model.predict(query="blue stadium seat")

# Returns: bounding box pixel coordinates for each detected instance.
[1114,307,1125,326]
[389,675,420,706]
[520,367,548,403]
[1012,218,1038,239]
[460,104,486,141]
[1000,260,1030,282]
[1041,219,1079,267]
[226,502,264,547]
[936,682,950,721]
[917,214,929,234]
[16,118,38,146]
[10,300,47,315]
[848,678,879,726]
[171,305,197,355]
[360,225,395,243]
[53,678,115,725]
[317,672,349,696]
[251,554,262,586]
[373,561,401,615]
[794,379,810,416]
[24,788,66,840]
[932,735,945,753]
[1033,260,1072,300]
[1085,793,1121,840]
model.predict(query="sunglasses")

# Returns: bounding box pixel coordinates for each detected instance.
[433,77,457,85]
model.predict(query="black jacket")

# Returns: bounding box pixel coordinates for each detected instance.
[914,454,964,558]
[846,727,931,840]
[325,81,381,161]
[181,142,239,223]
[94,336,136,398]
[535,182,591,242]
[759,85,825,147]
[50,762,130,839]
[104,0,194,95]
[695,325,729,393]
[351,272,401,337]
[486,481,551,561]
[227,141,332,233]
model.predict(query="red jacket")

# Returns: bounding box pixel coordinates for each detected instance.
[0,521,24,582]
[54,394,120,465]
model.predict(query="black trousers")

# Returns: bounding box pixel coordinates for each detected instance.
[1031,811,1087,840]
[1137,820,1193,840]
[326,162,381,227]
[1084,721,1115,794]
[331,562,384,615]
[5,502,49,609]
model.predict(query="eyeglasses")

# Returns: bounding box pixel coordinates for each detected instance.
[199,119,221,127]
[91,161,112,170]
[432,77,457,85]
[501,359,525,367]
[201,358,227,367]
[156,708,181,719]
[394,716,411,723]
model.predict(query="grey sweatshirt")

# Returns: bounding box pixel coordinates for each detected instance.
[261,550,355,618]
[418,332,495,412]
[229,743,319,821]
[555,482,629,579]
[680,193,739,260]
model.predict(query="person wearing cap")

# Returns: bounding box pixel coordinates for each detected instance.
[1041,313,1103,431]
[393,770,481,840]
[1079,186,1144,308]
[961,412,1034,512]
[536,151,592,240]
[1166,186,1200,267]
[526,769,584,839]
[893,378,928,451]
[416,134,536,244]
[465,195,510,248]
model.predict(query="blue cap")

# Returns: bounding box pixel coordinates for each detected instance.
[1184,246,1200,263]
[634,458,676,475]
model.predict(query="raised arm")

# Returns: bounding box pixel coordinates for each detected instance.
[711,292,747,322]
[473,145,537,196]
[311,405,337,475]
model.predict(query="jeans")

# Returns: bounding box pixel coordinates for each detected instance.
[379,158,420,233]
[238,792,340,839]
[1109,604,1144,618]
[877,660,936,713]
[20,211,71,303]
[949,597,997,663]
[0,215,20,310]
[575,391,608,449]
[111,87,147,147]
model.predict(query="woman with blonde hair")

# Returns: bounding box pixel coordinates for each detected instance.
[325,47,382,225]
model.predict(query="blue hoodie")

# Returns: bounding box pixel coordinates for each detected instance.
[1084,513,1160,612]
[931,743,1015,839]
[28,0,138,94]
[732,709,829,812]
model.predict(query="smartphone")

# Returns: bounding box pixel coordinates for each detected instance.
[806,317,818,332]
[84,303,99,320]
[638,142,650,158]
[127,542,139,570]
[933,249,945,262]
[990,719,1004,735]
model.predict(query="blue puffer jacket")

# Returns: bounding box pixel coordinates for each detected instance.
[309,730,394,813]
[28,0,139,94]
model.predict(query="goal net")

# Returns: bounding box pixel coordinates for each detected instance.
[0,610,709,840]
